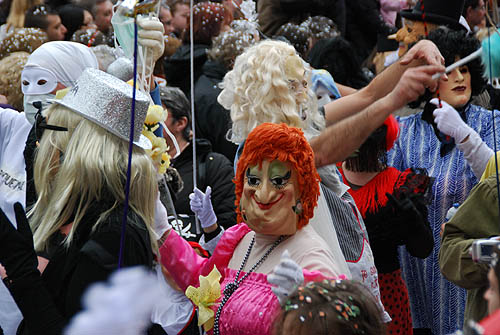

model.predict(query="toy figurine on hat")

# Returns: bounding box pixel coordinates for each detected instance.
[393,0,466,57]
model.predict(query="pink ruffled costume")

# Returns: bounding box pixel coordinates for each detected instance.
[160,223,335,335]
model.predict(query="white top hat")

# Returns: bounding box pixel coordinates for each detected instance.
[56,68,152,149]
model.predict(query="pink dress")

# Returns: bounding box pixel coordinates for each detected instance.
[160,223,332,335]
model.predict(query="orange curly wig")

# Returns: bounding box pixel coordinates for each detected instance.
[234,123,321,229]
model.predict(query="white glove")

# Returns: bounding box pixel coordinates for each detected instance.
[432,98,494,177]
[456,129,494,178]
[189,186,217,229]
[431,98,473,143]
[154,195,172,240]
[267,250,304,304]
[137,16,165,63]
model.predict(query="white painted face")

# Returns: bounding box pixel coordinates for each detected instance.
[315,85,333,108]
[21,66,58,95]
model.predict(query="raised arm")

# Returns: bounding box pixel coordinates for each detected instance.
[323,39,444,125]
[311,64,444,167]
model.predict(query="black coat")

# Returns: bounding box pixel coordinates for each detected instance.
[345,0,388,64]
[257,0,346,37]
[169,139,236,242]
[10,202,154,335]
[163,44,208,99]
[194,60,238,163]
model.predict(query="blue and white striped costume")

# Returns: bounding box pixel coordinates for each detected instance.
[387,104,500,335]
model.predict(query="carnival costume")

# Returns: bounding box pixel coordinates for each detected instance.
[340,167,433,334]
[160,123,344,335]
[0,41,99,335]
[0,68,159,334]
[341,115,434,334]
[220,39,389,321]
[388,104,500,333]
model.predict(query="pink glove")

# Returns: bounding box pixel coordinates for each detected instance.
[189,187,217,229]
[431,98,473,143]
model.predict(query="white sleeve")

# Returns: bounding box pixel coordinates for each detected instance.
[308,187,352,277]
[0,108,23,154]
[199,227,225,255]
[151,264,195,335]
[456,130,494,179]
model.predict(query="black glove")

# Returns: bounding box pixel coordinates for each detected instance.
[0,203,39,281]
[386,192,425,241]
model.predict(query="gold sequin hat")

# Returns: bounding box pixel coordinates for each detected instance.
[55,68,152,149]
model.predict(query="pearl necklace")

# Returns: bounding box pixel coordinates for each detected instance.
[213,234,285,335]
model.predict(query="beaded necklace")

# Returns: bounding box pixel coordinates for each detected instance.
[213,234,285,335]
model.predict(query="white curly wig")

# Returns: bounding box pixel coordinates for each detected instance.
[218,40,324,144]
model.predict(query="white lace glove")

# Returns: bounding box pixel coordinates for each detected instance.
[137,16,165,62]
[154,195,172,240]
[267,250,304,304]
[431,98,473,143]
[189,186,217,229]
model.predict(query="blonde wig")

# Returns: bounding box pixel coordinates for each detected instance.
[30,104,158,253]
[218,40,325,144]
[0,51,29,111]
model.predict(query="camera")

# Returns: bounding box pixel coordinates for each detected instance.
[470,238,500,264]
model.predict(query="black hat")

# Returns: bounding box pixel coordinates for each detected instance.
[400,0,465,31]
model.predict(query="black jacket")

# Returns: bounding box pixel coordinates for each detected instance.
[258,0,346,37]
[163,44,208,99]
[170,139,236,242]
[345,0,388,64]
[10,201,154,335]
[194,60,238,163]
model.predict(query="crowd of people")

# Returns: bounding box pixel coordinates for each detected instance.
[0,0,500,334]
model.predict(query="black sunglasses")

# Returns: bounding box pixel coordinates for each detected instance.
[33,101,68,141]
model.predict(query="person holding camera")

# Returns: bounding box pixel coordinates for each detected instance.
[439,174,500,325]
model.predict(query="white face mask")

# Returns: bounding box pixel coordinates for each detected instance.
[23,94,55,125]
[21,66,58,95]
[315,85,332,108]
[492,78,500,90]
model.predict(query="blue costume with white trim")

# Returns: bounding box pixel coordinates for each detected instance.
[387,104,500,335]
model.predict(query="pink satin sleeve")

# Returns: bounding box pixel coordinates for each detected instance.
[303,269,348,283]
[159,224,251,291]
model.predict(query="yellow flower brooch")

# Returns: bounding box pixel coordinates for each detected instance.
[185,266,222,332]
